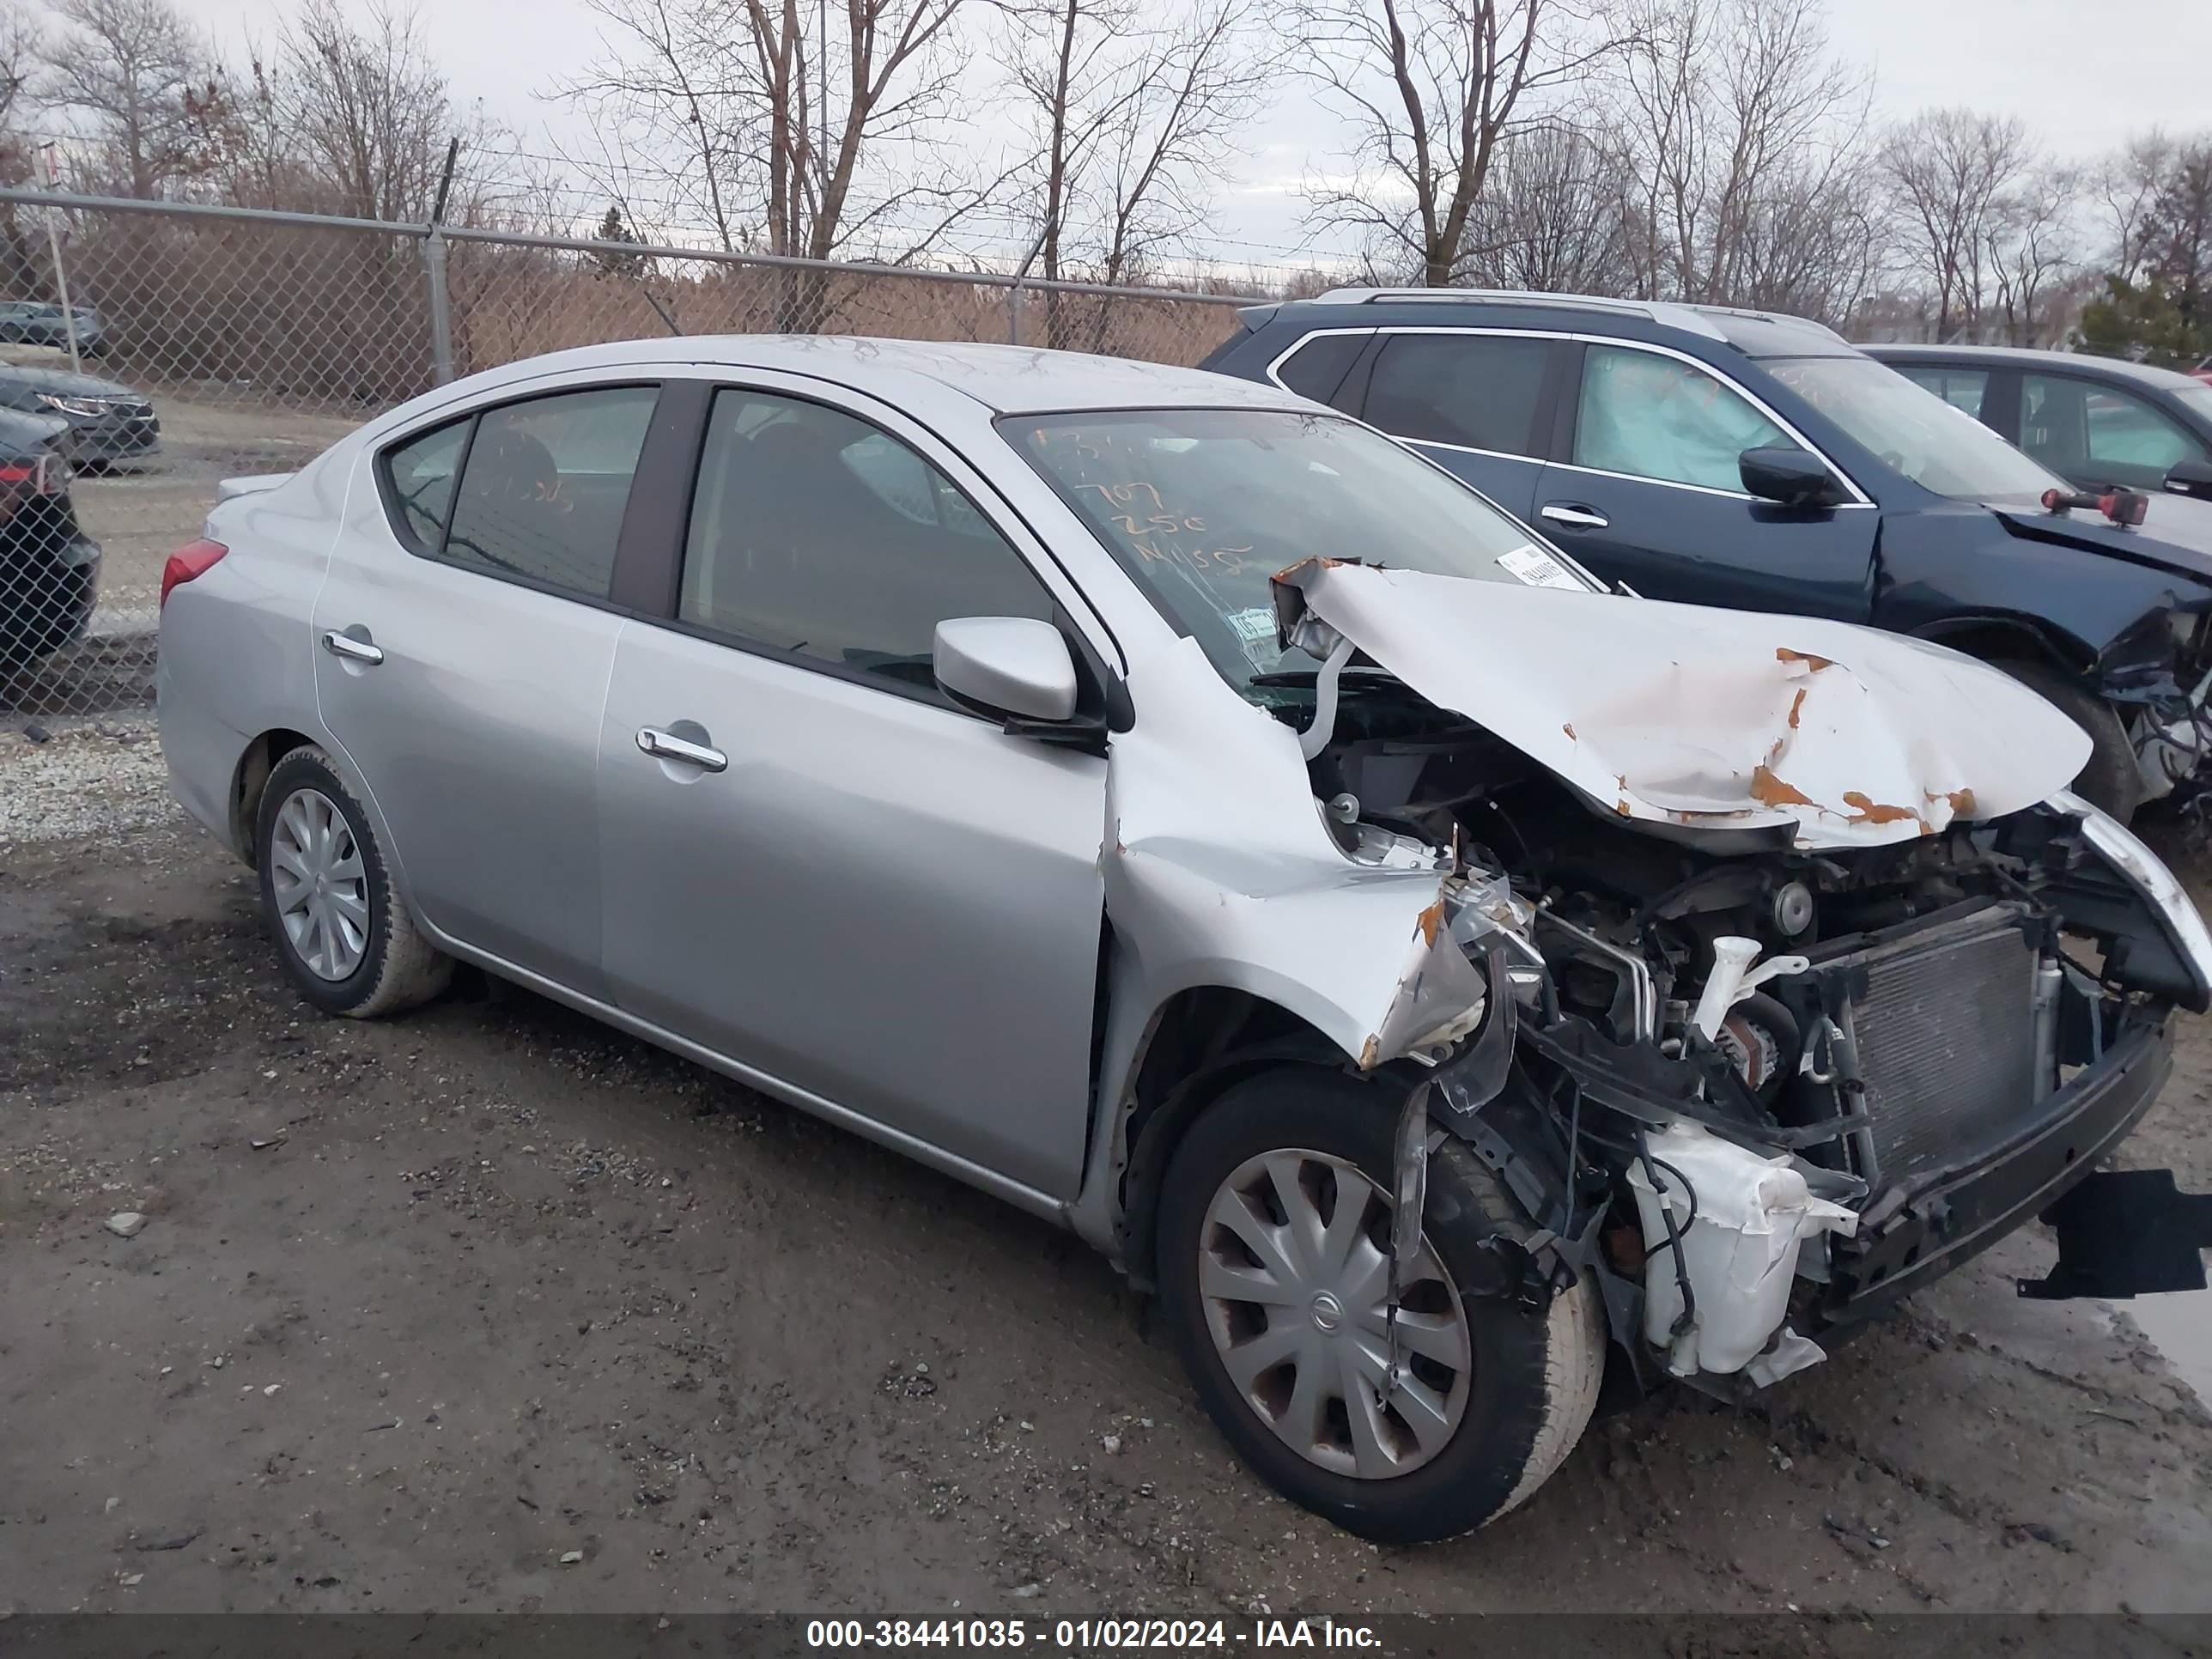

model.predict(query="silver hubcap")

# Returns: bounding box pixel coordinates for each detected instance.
[269,787,369,981]
[1199,1149,1472,1480]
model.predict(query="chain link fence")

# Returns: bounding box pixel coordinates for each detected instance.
[0,188,1250,726]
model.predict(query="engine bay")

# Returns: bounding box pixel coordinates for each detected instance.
[1259,669,2201,1390]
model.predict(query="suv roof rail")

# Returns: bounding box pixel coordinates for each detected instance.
[1304,286,1790,343]
[1684,301,1847,343]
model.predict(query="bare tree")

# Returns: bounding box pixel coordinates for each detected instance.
[556,0,984,270]
[1460,118,1635,291]
[2095,129,2177,287]
[1984,162,2083,346]
[1879,107,2034,341]
[1606,0,1869,311]
[0,2,46,294]
[260,0,485,223]
[1000,0,1265,334]
[1285,0,1627,286]
[37,0,215,198]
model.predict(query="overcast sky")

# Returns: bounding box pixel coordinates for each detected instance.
[165,0,2212,265]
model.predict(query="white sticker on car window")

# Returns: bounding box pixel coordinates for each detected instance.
[1228,605,1279,643]
[1497,544,1586,590]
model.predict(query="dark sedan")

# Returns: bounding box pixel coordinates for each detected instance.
[1866,344,2212,502]
[0,364,160,466]
[0,301,106,356]
[0,405,100,683]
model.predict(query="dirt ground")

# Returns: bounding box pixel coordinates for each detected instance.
[3,728,2211,1617]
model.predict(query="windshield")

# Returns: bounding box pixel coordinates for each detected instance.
[1006,407,1599,689]
[1766,355,2067,501]
[2173,383,2212,423]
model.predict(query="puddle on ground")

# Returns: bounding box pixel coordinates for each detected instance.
[2122,1289,2212,1410]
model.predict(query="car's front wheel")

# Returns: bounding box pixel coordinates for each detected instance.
[254,744,452,1018]
[1155,1068,1606,1543]
[1999,659,2143,821]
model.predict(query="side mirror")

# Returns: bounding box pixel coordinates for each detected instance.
[1740,445,1849,509]
[2165,459,2212,501]
[933,616,1079,723]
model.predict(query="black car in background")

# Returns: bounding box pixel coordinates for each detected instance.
[1200,288,2212,820]
[0,364,159,466]
[0,300,106,355]
[0,405,100,684]
[1864,344,2212,502]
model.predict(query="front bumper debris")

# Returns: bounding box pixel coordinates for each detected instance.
[2017,1165,2212,1301]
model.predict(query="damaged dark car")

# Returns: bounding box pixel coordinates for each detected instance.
[1200,290,2212,823]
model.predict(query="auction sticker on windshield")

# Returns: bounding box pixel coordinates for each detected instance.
[1496,544,1585,590]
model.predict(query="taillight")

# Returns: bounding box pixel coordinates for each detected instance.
[161,538,228,608]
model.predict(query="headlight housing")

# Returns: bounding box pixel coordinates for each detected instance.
[2047,788,2212,1005]
[36,392,108,418]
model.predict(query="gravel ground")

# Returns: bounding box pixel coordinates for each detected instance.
[0,716,168,842]
[3,765,2211,1618]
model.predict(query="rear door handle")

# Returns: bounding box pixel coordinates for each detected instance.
[322,629,384,665]
[1539,502,1609,530]
[637,727,728,773]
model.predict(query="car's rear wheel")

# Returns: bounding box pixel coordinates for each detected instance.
[1155,1068,1606,1543]
[1997,659,2142,821]
[254,744,451,1018]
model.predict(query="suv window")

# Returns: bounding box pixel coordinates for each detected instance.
[436,386,659,599]
[1274,333,1369,406]
[383,417,468,551]
[679,390,1056,696]
[1364,333,1550,455]
[1575,343,1796,491]
[2021,374,2209,490]
[1893,364,1990,420]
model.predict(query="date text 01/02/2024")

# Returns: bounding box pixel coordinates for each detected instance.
[804,1619,1384,1650]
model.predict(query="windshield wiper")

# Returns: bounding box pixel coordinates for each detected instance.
[1249,666,1400,688]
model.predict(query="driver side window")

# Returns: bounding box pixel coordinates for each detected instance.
[678,389,1057,698]
[1575,344,1796,492]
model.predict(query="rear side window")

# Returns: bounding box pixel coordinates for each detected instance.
[2022,373,2209,490]
[1893,364,1990,420]
[1575,344,1795,491]
[1274,333,1368,406]
[439,386,659,599]
[1363,333,1551,455]
[383,417,467,551]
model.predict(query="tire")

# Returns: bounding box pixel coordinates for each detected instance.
[1997,659,2142,821]
[1155,1067,1606,1543]
[253,744,452,1018]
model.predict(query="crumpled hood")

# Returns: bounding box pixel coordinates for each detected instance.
[1273,561,2092,850]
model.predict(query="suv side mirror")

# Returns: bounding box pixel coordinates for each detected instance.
[2165,459,2212,502]
[933,616,1079,723]
[1740,446,1849,509]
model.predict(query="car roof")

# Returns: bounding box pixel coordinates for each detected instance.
[437,334,1306,417]
[1249,289,1863,358]
[1863,343,2209,391]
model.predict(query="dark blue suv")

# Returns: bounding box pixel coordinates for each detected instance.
[1200,289,2212,819]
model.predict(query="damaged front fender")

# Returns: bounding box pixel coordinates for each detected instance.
[1098,634,1501,1078]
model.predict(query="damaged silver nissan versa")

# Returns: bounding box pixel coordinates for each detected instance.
[157,339,2212,1546]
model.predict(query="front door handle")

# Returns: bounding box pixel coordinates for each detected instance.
[637,727,728,773]
[1540,502,1609,530]
[322,629,384,665]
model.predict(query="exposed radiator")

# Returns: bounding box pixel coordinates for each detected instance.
[1844,905,2041,1182]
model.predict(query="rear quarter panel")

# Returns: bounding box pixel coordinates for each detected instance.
[156,448,355,854]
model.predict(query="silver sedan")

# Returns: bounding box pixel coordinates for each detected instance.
[157,337,2212,1542]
